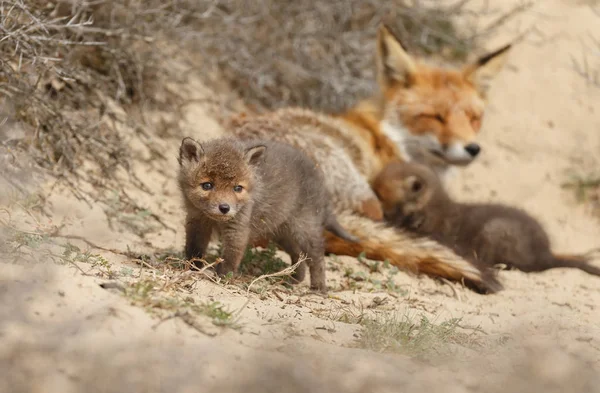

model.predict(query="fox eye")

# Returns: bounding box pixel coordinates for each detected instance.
[411,180,423,193]
[406,176,422,193]
[233,185,243,193]
[201,182,213,191]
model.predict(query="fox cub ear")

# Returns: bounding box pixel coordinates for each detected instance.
[179,137,204,166]
[244,144,266,166]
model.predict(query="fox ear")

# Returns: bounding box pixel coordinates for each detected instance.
[464,44,511,98]
[376,24,416,89]
[244,144,266,166]
[179,137,204,166]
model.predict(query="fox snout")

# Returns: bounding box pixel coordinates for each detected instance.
[464,143,481,158]
[433,141,481,165]
[207,201,237,219]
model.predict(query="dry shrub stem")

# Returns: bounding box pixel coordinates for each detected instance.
[0,0,184,202]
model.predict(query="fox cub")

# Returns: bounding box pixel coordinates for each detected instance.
[373,162,600,281]
[177,136,358,292]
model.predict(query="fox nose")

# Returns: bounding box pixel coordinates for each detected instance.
[218,204,230,214]
[464,143,481,157]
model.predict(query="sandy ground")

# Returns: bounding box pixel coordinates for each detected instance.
[2,0,600,391]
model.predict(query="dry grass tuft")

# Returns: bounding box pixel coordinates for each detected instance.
[562,174,600,219]
[0,1,174,173]
[0,0,199,234]
[357,312,482,360]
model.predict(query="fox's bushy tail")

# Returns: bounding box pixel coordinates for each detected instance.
[324,211,503,294]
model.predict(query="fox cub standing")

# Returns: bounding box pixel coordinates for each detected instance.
[177,136,358,292]
[373,162,600,286]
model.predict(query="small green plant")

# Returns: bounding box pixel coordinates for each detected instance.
[123,278,238,329]
[358,252,382,274]
[120,267,135,277]
[238,242,288,276]
[383,277,405,295]
[343,267,355,278]
[562,173,600,218]
[562,175,600,202]
[94,256,116,278]
[383,266,407,295]
[11,232,46,250]
[327,254,342,271]
[61,243,116,278]
[342,263,406,295]
[194,301,234,327]
[126,279,158,303]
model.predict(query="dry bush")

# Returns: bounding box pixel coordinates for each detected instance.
[189,0,531,113]
[0,0,192,180]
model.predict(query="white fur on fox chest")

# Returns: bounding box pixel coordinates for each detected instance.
[381,120,412,162]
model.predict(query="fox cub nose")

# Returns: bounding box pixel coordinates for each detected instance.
[464,143,481,157]
[218,204,230,214]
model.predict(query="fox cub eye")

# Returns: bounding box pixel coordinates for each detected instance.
[411,181,423,193]
[201,182,213,191]
[233,185,243,193]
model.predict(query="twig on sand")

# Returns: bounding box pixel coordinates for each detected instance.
[54,234,132,257]
[440,278,463,302]
[246,258,305,295]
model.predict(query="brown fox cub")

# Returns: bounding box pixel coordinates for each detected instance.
[177,136,358,292]
[373,162,600,282]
